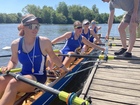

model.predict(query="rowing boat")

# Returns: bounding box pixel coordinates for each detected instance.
[12,47,99,105]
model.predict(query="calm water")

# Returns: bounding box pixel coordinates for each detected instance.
[0,23,120,67]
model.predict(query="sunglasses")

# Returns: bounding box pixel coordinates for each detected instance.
[92,22,96,24]
[25,24,40,30]
[74,26,82,29]
[84,23,90,25]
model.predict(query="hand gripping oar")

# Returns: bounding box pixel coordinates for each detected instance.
[58,54,140,61]
[6,72,90,105]
[97,43,140,48]
[0,68,21,73]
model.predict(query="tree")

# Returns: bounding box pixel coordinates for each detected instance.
[56,2,68,18]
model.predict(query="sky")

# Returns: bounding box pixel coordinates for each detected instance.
[0,0,124,16]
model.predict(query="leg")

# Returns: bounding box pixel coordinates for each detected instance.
[0,75,14,98]
[128,22,137,52]
[118,21,129,49]
[63,52,76,68]
[0,75,36,105]
[114,22,129,55]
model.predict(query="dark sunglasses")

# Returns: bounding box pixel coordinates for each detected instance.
[25,24,40,30]
[92,22,96,24]
[75,26,82,29]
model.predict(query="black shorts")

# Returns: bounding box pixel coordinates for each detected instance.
[34,70,47,84]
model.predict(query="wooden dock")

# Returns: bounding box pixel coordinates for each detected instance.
[80,38,140,105]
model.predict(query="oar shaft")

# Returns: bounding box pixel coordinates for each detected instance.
[0,55,11,58]
[7,72,90,105]
[8,72,60,94]
[97,43,140,48]
[58,54,140,60]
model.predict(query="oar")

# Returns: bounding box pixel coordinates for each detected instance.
[100,36,140,41]
[58,54,140,60]
[2,46,11,50]
[0,68,21,73]
[97,43,140,48]
[0,55,11,58]
[6,72,90,105]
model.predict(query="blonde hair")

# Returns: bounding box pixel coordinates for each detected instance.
[73,20,82,27]
[91,20,96,24]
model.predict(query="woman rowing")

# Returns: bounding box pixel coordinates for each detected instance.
[89,20,102,43]
[81,19,102,53]
[51,20,105,68]
[0,14,68,105]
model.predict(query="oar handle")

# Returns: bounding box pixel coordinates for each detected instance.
[0,68,21,73]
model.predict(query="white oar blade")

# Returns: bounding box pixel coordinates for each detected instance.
[2,46,11,51]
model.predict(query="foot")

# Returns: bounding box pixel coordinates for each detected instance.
[114,48,127,55]
[124,52,132,57]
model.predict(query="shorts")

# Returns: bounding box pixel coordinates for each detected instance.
[34,70,47,84]
[19,70,47,84]
[122,12,140,24]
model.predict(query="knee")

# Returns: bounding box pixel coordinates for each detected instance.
[118,25,123,32]
[8,78,18,89]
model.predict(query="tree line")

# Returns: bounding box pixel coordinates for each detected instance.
[0,2,123,24]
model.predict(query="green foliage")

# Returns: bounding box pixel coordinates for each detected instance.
[0,2,122,24]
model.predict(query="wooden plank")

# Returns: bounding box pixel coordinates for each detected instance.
[93,79,140,91]
[94,73,140,85]
[88,90,140,104]
[91,98,130,105]
[95,70,140,80]
[90,84,140,97]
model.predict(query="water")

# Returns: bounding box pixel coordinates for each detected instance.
[0,23,120,67]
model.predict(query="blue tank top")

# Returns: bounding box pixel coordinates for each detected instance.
[61,32,82,54]
[89,27,97,43]
[81,29,90,40]
[18,36,47,75]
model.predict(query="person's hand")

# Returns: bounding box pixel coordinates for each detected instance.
[105,34,109,40]
[131,12,138,23]
[59,67,69,75]
[1,66,9,74]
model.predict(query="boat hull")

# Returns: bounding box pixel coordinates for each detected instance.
[32,48,97,105]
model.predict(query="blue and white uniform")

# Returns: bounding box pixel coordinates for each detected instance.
[61,31,82,56]
[81,29,90,47]
[18,36,47,83]
[89,27,97,43]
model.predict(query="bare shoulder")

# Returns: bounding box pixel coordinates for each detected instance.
[39,36,51,43]
[39,36,52,46]
[64,31,72,38]
[10,38,21,52]
[11,38,20,47]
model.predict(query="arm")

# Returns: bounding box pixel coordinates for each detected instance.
[90,29,102,43]
[45,39,69,73]
[131,0,139,23]
[106,10,115,39]
[1,40,18,73]
[51,32,71,45]
[82,36,105,51]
